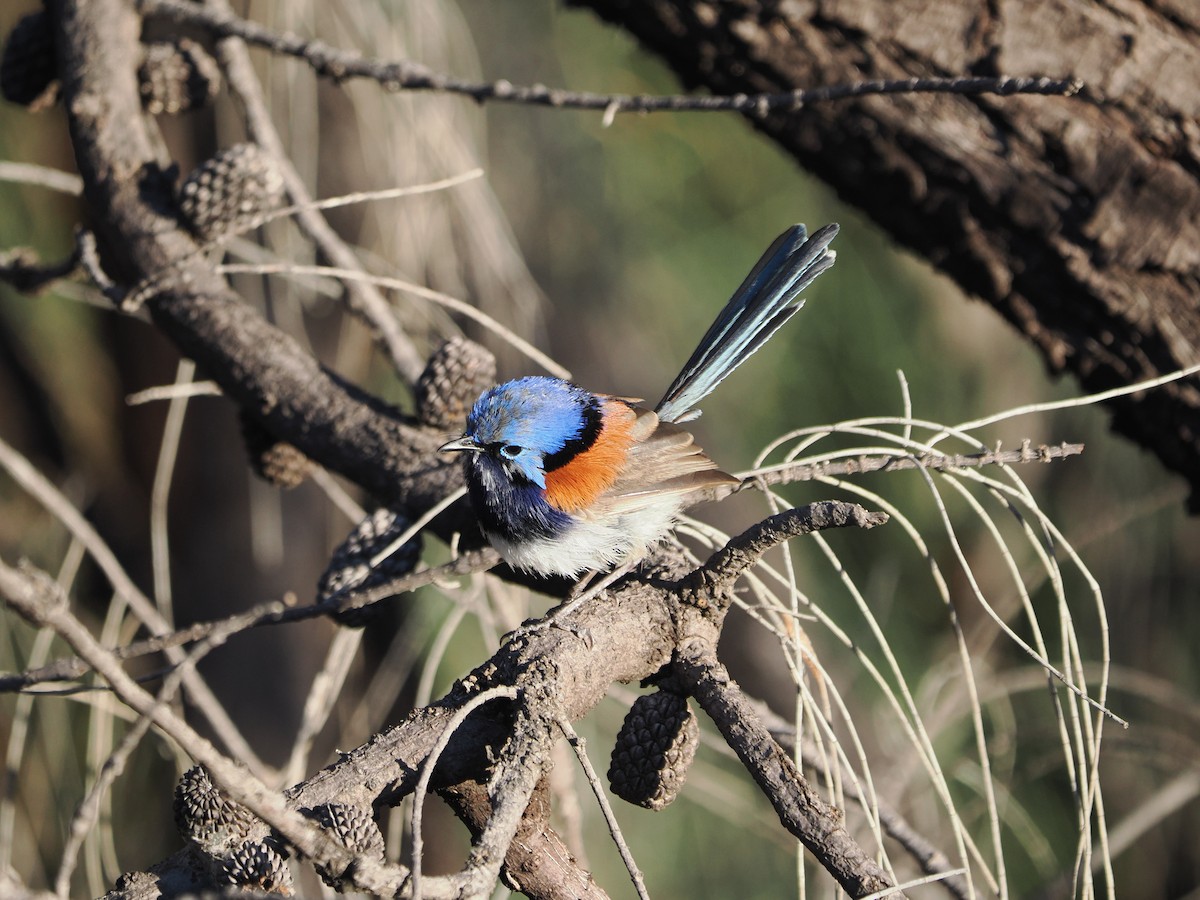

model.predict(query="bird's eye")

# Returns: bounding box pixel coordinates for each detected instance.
[498,444,522,459]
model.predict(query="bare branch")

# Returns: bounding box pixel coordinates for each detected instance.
[54,592,246,896]
[0,557,416,897]
[0,430,268,776]
[0,246,80,293]
[744,440,1085,490]
[0,548,500,694]
[0,161,83,195]
[686,501,888,598]
[557,718,648,900]
[673,641,901,898]
[410,685,519,898]
[138,0,1078,115]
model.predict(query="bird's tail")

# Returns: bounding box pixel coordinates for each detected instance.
[654,223,839,424]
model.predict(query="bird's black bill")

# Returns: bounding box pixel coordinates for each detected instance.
[439,436,482,454]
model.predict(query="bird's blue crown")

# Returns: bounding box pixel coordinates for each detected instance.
[464,376,600,487]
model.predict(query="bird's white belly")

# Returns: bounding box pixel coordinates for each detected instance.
[486,496,682,577]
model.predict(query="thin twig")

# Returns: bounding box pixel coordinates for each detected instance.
[218,262,569,379]
[0,559,416,898]
[75,230,116,295]
[210,0,426,381]
[140,0,1081,116]
[150,359,196,626]
[410,686,519,900]
[937,362,1200,443]
[250,171,485,226]
[0,162,84,195]
[85,593,127,891]
[53,598,244,897]
[414,604,470,711]
[0,434,270,778]
[860,870,969,900]
[557,717,649,900]
[307,464,367,523]
[0,626,57,871]
[0,548,500,693]
[116,171,483,318]
[372,487,467,567]
[740,440,1084,489]
[282,627,364,787]
[125,381,223,405]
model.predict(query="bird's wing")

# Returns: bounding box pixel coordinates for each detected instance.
[588,406,739,518]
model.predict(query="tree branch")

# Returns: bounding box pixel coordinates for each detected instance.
[46,0,465,518]
[685,501,888,600]
[673,641,901,898]
[0,547,498,693]
[0,245,80,293]
[0,559,418,898]
[138,0,1076,114]
[743,440,1084,490]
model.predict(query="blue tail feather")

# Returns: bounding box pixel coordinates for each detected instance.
[654,223,839,424]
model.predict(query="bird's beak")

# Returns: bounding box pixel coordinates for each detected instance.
[439,435,482,454]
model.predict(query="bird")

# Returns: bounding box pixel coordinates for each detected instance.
[440,222,839,582]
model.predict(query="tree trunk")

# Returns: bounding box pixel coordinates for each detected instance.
[573,0,1200,507]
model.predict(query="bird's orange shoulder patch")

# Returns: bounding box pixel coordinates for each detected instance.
[543,402,637,512]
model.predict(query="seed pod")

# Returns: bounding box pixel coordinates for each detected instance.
[178,142,286,243]
[175,765,294,894]
[239,410,312,489]
[1,12,59,111]
[220,839,293,895]
[139,38,221,115]
[415,337,496,430]
[174,765,257,856]
[318,507,422,627]
[305,802,385,890]
[608,690,699,810]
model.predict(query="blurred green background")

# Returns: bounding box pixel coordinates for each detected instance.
[1,0,1197,896]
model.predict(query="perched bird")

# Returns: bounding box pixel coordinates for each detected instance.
[441,223,839,579]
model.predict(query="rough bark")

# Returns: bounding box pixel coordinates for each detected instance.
[572,0,1200,507]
